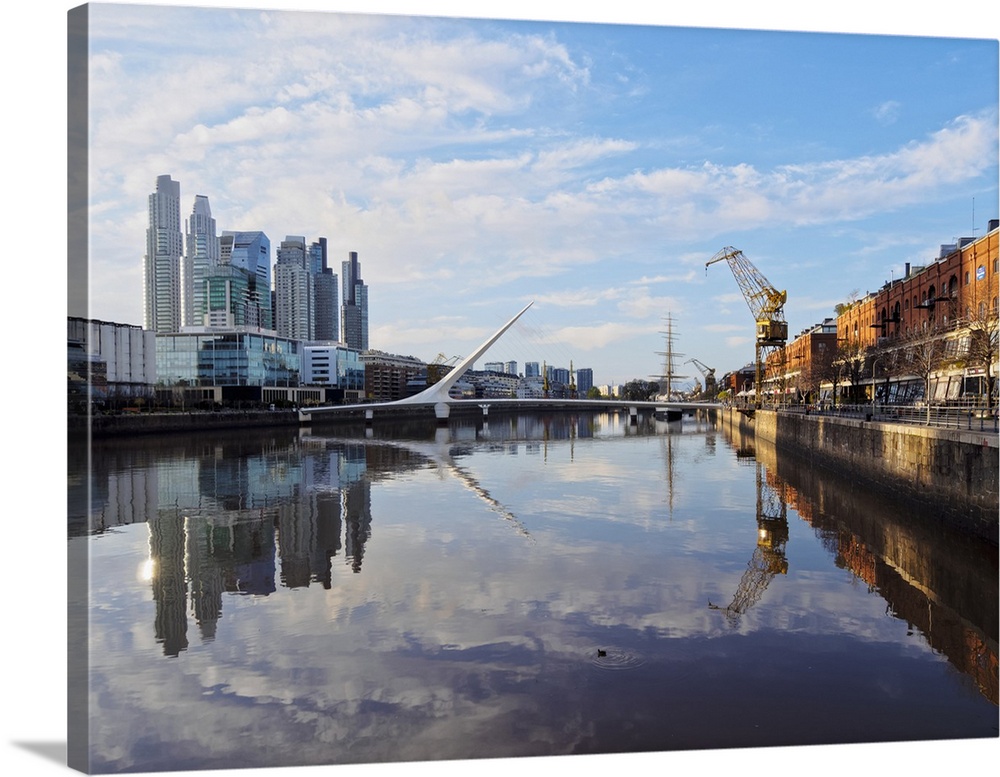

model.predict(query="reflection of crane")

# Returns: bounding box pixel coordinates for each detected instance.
[685,358,717,398]
[709,461,789,624]
[706,247,787,407]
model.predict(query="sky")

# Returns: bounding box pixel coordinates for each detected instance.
[75,0,999,389]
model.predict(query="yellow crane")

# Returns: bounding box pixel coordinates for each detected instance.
[706,247,788,408]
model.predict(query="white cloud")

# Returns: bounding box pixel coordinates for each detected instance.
[873,100,901,125]
[549,321,650,350]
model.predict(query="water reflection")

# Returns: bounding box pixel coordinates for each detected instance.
[739,427,998,705]
[708,460,789,624]
[68,411,997,772]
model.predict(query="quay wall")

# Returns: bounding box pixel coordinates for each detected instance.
[71,410,300,438]
[72,402,496,438]
[717,407,998,541]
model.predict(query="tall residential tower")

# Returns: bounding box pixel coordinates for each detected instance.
[181,194,220,327]
[143,175,183,333]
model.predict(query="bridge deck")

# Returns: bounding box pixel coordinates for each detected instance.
[298,398,720,422]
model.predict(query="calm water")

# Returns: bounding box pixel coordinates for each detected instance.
[68,411,998,773]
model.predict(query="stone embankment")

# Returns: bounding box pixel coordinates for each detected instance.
[70,409,301,438]
[70,402,490,438]
[717,407,998,542]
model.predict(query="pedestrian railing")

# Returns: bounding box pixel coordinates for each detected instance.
[774,401,999,432]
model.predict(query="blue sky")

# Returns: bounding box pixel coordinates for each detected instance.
[78,2,999,388]
[79,1,998,389]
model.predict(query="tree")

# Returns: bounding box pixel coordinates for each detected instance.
[833,289,860,317]
[838,339,868,404]
[621,380,659,402]
[897,329,946,423]
[961,284,999,404]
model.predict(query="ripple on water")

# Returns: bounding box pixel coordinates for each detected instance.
[588,648,646,671]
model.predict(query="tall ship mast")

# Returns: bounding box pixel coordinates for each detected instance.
[653,313,687,400]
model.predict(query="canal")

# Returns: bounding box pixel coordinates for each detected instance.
[67,411,998,773]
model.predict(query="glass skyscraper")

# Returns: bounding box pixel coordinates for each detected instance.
[220,231,272,330]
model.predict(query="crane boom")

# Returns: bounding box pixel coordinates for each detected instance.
[685,358,715,378]
[706,246,787,328]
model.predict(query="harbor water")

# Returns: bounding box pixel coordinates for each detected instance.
[68,411,998,773]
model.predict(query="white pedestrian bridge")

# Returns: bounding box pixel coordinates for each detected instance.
[297,301,720,425]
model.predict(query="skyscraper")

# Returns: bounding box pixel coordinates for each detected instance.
[311,238,339,342]
[220,231,272,330]
[143,174,183,333]
[341,251,368,351]
[181,194,219,327]
[274,236,314,341]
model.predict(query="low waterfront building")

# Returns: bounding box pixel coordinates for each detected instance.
[516,376,545,399]
[760,221,999,407]
[719,364,757,402]
[68,317,157,409]
[301,342,364,403]
[156,326,318,407]
[464,368,520,398]
[763,319,837,403]
[361,350,427,402]
[842,223,997,405]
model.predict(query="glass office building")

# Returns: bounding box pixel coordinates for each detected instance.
[156,329,365,405]
[157,330,302,389]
